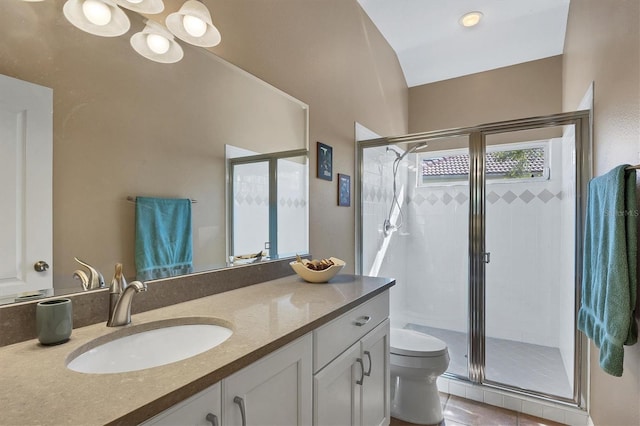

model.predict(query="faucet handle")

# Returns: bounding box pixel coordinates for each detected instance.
[110,263,127,294]
[74,257,105,289]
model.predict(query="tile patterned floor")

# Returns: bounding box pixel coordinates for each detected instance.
[405,324,573,399]
[391,394,566,426]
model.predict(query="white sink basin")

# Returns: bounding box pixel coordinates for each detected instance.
[66,319,233,374]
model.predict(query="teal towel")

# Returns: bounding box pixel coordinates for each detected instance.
[135,197,193,281]
[578,165,638,377]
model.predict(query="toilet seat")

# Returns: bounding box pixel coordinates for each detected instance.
[390,328,447,357]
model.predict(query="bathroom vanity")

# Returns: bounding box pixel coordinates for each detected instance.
[0,274,393,425]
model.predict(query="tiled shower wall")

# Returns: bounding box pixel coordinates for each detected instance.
[362,139,575,355]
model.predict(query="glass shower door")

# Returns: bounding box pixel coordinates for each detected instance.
[483,126,577,400]
[360,136,471,379]
[230,160,271,259]
[229,150,309,261]
[359,111,589,406]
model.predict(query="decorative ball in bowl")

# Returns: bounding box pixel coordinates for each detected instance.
[290,257,346,283]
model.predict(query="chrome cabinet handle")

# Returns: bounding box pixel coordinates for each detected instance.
[206,413,219,426]
[354,315,371,326]
[34,261,49,272]
[234,396,247,426]
[482,252,491,264]
[364,350,372,377]
[356,358,365,385]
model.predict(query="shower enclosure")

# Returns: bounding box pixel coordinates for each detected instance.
[356,111,590,406]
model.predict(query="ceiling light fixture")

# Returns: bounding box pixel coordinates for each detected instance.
[459,11,483,28]
[115,0,165,14]
[130,20,184,63]
[63,0,130,37]
[166,0,221,47]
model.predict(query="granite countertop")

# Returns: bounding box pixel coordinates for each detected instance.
[0,274,393,425]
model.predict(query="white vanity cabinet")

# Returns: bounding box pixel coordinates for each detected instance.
[313,291,390,426]
[223,333,312,426]
[142,290,390,426]
[142,334,312,426]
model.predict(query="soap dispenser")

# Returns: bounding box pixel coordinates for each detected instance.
[109,263,127,321]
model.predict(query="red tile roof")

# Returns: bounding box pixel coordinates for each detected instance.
[422,148,544,177]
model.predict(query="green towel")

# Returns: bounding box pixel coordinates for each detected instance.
[578,165,638,376]
[135,197,193,281]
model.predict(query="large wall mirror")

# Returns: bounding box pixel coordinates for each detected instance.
[0,0,309,304]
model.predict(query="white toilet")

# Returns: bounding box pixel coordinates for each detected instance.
[390,328,450,425]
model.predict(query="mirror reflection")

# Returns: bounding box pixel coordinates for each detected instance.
[0,0,309,304]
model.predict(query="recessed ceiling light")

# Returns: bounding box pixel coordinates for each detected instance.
[459,11,483,28]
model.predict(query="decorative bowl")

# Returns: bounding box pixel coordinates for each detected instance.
[290,257,346,283]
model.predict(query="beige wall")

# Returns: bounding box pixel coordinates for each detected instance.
[408,56,563,133]
[206,0,409,269]
[562,1,640,425]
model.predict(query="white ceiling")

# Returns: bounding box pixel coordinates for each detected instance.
[357,0,570,87]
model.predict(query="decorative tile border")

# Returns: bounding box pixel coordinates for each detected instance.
[363,183,563,206]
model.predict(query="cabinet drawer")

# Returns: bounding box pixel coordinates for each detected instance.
[313,291,389,373]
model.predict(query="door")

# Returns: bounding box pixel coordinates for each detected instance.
[480,124,580,400]
[359,136,471,380]
[229,160,271,258]
[0,74,52,300]
[223,334,312,426]
[360,319,390,426]
[313,342,362,426]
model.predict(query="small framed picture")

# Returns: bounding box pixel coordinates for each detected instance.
[338,173,351,207]
[317,142,333,181]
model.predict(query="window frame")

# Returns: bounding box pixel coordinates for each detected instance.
[417,140,550,188]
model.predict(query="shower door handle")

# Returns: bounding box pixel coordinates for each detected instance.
[481,252,491,264]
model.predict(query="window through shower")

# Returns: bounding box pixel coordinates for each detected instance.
[356,112,590,406]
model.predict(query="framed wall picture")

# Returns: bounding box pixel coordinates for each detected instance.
[317,142,333,181]
[338,173,351,207]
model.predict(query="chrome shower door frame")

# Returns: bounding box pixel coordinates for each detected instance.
[356,110,591,407]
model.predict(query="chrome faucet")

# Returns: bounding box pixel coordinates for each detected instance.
[72,257,105,291]
[107,279,147,327]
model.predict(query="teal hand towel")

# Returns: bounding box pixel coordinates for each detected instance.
[578,165,638,377]
[135,197,193,281]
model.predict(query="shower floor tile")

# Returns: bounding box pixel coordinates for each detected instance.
[405,324,573,398]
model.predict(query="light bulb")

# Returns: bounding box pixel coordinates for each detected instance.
[459,11,483,28]
[82,0,112,26]
[146,33,170,54]
[182,14,207,38]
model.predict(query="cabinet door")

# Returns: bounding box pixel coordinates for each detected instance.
[142,382,221,426]
[313,342,363,426]
[223,334,312,426]
[361,319,390,426]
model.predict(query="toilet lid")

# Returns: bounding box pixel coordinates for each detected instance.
[390,328,448,357]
